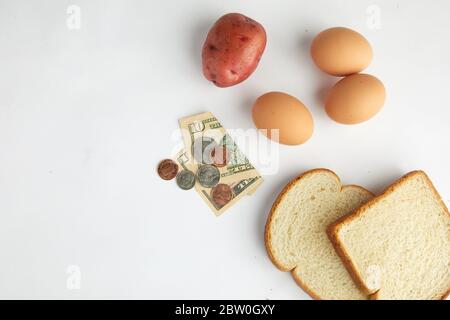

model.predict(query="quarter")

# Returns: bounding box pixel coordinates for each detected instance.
[197,164,220,188]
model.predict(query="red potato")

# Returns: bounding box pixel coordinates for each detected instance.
[202,13,267,87]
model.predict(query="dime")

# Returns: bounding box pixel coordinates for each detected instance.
[210,145,229,168]
[211,183,233,207]
[176,170,196,190]
[197,164,220,188]
[192,136,217,164]
[157,159,178,180]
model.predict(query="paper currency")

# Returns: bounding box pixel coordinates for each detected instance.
[176,112,263,216]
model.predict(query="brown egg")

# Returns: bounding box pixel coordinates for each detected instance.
[311,27,373,76]
[325,74,386,124]
[252,92,313,145]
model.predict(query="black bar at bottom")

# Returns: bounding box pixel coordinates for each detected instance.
[0,299,444,318]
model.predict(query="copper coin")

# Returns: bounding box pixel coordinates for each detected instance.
[211,183,233,207]
[210,145,229,168]
[157,159,179,180]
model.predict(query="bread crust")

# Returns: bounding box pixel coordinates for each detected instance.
[264,168,374,300]
[327,170,450,300]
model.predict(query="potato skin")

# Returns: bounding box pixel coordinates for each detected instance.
[202,13,267,88]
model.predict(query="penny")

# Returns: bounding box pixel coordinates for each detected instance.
[192,136,217,164]
[197,164,220,188]
[176,170,196,190]
[210,145,229,168]
[211,183,233,207]
[157,159,179,180]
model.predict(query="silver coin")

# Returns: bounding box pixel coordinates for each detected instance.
[192,136,217,164]
[197,164,220,188]
[176,170,196,190]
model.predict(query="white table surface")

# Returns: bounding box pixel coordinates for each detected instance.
[0,0,449,299]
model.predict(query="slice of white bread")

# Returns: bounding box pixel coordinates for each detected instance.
[265,169,373,300]
[328,171,450,300]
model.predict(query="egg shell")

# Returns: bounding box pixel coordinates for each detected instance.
[311,27,373,76]
[252,92,314,145]
[325,74,386,125]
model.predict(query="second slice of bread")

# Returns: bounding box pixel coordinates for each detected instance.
[265,169,373,299]
[328,171,450,300]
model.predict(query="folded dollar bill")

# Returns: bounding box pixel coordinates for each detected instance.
[176,112,263,216]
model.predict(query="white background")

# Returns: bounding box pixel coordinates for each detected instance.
[0,0,449,299]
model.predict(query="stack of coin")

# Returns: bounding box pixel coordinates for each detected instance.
[193,137,230,167]
[211,145,229,167]
[193,136,217,165]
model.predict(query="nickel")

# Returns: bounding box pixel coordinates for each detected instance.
[157,159,178,180]
[211,183,233,207]
[176,170,196,190]
[197,164,220,188]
